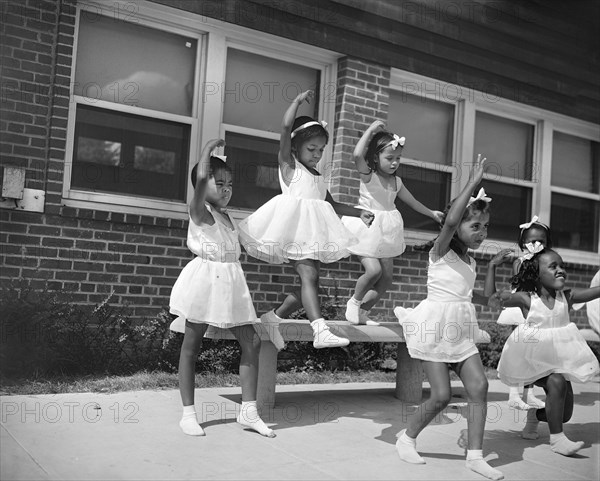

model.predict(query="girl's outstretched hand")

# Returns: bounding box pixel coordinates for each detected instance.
[431,210,444,224]
[489,248,513,267]
[204,138,225,153]
[296,90,314,105]
[488,289,512,309]
[468,153,487,185]
[488,291,504,309]
[368,120,386,133]
[360,209,375,227]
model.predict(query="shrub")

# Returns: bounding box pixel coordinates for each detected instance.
[477,321,513,369]
[0,279,184,378]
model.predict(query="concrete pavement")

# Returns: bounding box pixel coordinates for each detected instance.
[1,378,598,480]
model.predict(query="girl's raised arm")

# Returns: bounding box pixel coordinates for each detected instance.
[397,186,444,224]
[431,154,486,262]
[353,120,385,178]
[279,90,314,177]
[492,289,531,311]
[484,248,513,297]
[189,138,225,225]
[567,286,600,306]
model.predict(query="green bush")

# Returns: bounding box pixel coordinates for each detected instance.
[477,321,513,369]
[0,279,239,380]
[0,280,184,379]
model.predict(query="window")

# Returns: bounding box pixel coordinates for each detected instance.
[474,112,535,241]
[390,69,599,262]
[64,4,336,217]
[551,132,600,252]
[222,48,321,210]
[73,13,196,115]
[72,105,190,201]
[65,11,198,208]
[224,131,279,210]
[387,91,454,232]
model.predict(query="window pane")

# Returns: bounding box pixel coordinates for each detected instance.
[480,180,532,241]
[75,13,196,116]
[474,112,533,181]
[395,164,450,232]
[72,104,189,201]
[551,193,599,252]
[224,131,280,210]
[388,91,454,165]
[552,132,599,193]
[77,138,120,166]
[224,48,319,132]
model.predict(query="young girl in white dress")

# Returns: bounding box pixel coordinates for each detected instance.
[169,139,275,438]
[492,217,552,410]
[239,90,374,349]
[494,247,600,456]
[393,155,504,481]
[342,120,443,325]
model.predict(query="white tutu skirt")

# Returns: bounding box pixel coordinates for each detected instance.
[342,209,405,258]
[239,195,358,264]
[394,301,480,363]
[498,322,600,386]
[496,307,526,325]
[169,257,258,333]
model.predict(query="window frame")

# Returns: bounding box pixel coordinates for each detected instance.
[390,69,600,263]
[62,0,339,220]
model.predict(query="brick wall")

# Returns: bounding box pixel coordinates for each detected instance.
[0,1,596,329]
[330,57,390,204]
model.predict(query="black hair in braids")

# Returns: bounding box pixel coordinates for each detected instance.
[510,247,555,295]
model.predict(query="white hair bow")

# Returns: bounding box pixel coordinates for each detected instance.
[387,134,406,150]
[290,120,328,138]
[211,149,227,162]
[519,215,539,230]
[467,188,492,206]
[522,241,544,260]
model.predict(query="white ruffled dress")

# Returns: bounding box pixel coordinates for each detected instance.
[169,205,258,333]
[238,159,358,264]
[394,250,485,363]
[497,291,599,386]
[341,173,406,258]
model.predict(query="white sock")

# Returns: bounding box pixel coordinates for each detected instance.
[550,432,584,456]
[466,450,504,480]
[522,409,539,440]
[395,429,425,464]
[179,405,205,436]
[311,318,349,349]
[524,388,545,409]
[237,401,275,438]
[345,297,361,324]
[260,310,286,351]
[507,386,530,410]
